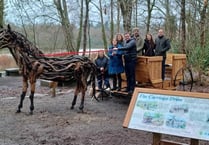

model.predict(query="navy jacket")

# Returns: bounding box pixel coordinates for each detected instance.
[119,38,137,62]
[95,56,109,75]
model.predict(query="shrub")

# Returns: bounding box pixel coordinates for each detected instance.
[0,55,18,70]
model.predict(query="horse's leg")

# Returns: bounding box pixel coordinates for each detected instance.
[79,78,87,112]
[71,88,79,110]
[16,77,28,113]
[28,75,37,115]
[79,89,85,112]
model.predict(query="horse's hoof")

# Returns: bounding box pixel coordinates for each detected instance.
[70,106,74,110]
[77,109,84,113]
[29,111,33,115]
[16,110,21,113]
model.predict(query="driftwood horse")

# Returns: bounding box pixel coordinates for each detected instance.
[0,25,97,114]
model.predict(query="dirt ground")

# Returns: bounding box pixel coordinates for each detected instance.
[0,76,209,145]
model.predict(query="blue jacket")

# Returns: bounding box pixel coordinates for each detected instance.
[108,43,124,75]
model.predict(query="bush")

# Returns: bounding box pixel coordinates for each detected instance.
[187,45,209,71]
[0,55,18,70]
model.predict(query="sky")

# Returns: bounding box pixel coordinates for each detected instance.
[4,0,110,26]
[5,0,59,25]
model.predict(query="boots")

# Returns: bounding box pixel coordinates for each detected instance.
[112,75,117,91]
[117,76,122,91]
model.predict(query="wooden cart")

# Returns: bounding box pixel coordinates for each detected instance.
[117,53,193,96]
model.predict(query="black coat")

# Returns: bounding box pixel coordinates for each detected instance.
[155,36,171,58]
[142,40,155,56]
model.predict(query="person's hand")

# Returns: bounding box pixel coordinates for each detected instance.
[112,51,116,56]
[100,67,104,71]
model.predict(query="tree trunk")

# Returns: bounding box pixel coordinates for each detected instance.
[0,0,4,26]
[76,0,84,52]
[54,0,75,52]
[83,0,90,56]
[146,0,155,33]
[200,0,208,48]
[99,0,107,50]
[118,0,133,32]
[116,0,120,33]
[110,0,114,42]
[180,0,186,54]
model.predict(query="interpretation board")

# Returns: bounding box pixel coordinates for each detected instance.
[123,88,209,141]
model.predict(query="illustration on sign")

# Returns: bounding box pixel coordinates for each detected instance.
[128,93,209,141]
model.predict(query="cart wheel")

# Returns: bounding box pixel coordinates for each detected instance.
[174,66,193,91]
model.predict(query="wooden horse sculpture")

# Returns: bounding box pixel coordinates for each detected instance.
[0,25,97,114]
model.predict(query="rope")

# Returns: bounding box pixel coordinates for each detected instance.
[42,49,108,57]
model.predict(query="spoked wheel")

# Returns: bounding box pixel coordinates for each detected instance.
[174,66,193,91]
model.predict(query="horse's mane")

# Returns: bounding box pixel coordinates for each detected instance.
[11,30,45,59]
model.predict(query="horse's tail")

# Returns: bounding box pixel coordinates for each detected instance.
[87,63,98,100]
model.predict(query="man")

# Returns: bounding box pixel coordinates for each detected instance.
[155,28,171,80]
[132,27,143,56]
[95,50,110,90]
[114,32,137,95]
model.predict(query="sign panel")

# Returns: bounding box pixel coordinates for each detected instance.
[123,88,209,141]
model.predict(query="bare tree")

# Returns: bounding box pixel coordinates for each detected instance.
[0,0,3,26]
[54,0,75,51]
[200,0,208,48]
[116,0,121,33]
[180,0,186,53]
[118,0,133,32]
[91,0,108,50]
[83,0,90,55]
[146,0,155,33]
[110,0,114,42]
[76,0,84,52]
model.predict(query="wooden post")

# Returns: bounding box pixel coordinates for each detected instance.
[153,133,161,145]
[190,139,199,145]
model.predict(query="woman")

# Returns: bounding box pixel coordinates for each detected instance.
[142,33,155,56]
[108,35,124,91]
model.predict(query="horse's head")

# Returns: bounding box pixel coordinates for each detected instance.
[0,24,17,49]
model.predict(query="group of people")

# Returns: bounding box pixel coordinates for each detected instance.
[94,28,171,95]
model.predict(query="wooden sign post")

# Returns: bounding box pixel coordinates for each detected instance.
[123,88,209,145]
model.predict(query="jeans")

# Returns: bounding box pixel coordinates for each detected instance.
[97,73,110,89]
[124,59,136,92]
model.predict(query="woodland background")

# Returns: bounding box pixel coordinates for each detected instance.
[0,0,208,79]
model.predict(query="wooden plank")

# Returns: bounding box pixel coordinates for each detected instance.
[5,67,20,76]
[160,139,188,145]
[122,90,139,127]
[135,88,209,98]
[135,56,163,87]
[153,133,162,145]
[190,139,199,145]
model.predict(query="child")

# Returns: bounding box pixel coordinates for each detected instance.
[94,50,110,90]
[108,36,124,91]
